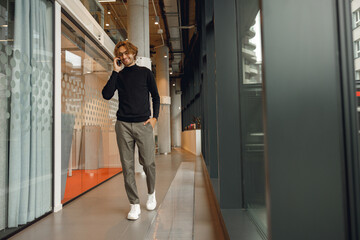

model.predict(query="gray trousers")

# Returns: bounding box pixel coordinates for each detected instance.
[115,120,156,204]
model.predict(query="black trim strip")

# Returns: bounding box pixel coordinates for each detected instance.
[0,211,53,240]
[336,0,360,239]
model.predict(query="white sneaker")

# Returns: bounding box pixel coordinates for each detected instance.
[127,204,141,220]
[146,191,157,211]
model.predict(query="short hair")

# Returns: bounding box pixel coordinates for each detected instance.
[114,40,138,59]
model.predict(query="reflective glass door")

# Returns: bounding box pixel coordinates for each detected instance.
[61,12,122,204]
[237,1,267,236]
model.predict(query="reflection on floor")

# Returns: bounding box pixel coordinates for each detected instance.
[10,149,226,240]
[221,209,265,240]
[62,168,122,204]
[248,206,267,234]
[147,162,195,239]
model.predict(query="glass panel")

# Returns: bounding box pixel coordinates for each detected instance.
[61,13,121,204]
[354,8,360,29]
[104,5,128,44]
[353,2,360,164]
[80,0,104,28]
[80,0,127,44]
[238,2,267,236]
[0,0,53,238]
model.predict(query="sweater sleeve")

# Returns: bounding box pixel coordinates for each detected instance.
[102,71,118,100]
[147,70,160,119]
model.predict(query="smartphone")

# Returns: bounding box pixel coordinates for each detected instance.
[116,59,122,66]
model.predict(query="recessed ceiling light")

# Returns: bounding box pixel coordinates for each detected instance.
[155,16,159,25]
[164,55,168,58]
[106,23,110,27]
[98,0,116,2]
[108,11,111,14]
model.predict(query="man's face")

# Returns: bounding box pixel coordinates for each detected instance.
[118,46,135,67]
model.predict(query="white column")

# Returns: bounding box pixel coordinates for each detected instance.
[127,0,151,172]
[156,46,171,154]
[54,1,62,212]
[170,78,181,147]
[128,0,149,58]
[128,0,151,69]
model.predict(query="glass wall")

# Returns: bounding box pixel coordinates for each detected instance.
[80,0,127,44]
[61,13,121,204]
[0,0,54,239]
[238,4,267,236]
[352,1,360,131]
[80,0,104,28]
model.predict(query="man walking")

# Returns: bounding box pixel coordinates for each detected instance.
[102,41,160,220]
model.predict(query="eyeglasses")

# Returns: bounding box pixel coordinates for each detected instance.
[118,51,131,57]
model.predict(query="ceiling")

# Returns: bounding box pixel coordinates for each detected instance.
[96,0,196,77]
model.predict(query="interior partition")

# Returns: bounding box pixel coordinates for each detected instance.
[60,12,122,204]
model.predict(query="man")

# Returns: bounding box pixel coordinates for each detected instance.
[102,41,160,220]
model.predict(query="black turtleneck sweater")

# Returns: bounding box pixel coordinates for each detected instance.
[102,65,160,122]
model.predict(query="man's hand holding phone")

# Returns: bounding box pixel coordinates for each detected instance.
[113,57,122,72]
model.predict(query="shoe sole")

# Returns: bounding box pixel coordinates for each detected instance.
[127,215,140,220]
[146,204,157,211]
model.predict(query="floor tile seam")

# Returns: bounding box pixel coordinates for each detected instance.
[144,160,185,239]
[192,155,205,240]
[80,160,156,240]
[144,205,175,239]
[146,161,195,238]
[194,155,229,240]
[112,219,132,240]
[170,162,195,238]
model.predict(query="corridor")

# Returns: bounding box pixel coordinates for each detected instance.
[9,149,226,240]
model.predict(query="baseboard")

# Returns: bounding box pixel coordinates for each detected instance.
[200,155,231,240]
[54,203,63,212]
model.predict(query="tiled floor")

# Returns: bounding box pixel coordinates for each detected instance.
[9,149,226,240]
[147,162,195,239]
